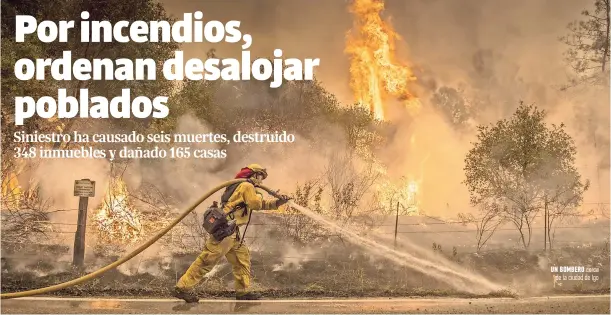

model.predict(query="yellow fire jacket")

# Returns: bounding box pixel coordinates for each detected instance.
[222,181,278,226]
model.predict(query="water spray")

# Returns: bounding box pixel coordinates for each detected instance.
[257,186,505,294]
[287,201,504,294]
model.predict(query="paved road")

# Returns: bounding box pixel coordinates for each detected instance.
[1,295,609,314]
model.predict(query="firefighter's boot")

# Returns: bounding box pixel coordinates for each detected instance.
[172,287,199,303]
[236,291,261,300]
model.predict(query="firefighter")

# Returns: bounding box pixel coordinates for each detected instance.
[173,164,291,302]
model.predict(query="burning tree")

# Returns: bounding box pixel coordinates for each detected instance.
[376,176,421,215]
[463,103,588,249]
[94,176,143,246]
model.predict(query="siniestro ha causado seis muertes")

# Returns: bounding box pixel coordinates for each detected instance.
[14,130,295,144]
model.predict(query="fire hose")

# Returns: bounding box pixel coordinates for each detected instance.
[0,179,281,300]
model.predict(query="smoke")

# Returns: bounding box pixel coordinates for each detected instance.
[380,105,476,217]
[138,115,228,202]
[3,251,73,277]
[385,0,610,211]
[130,115,344,211]
[270,245,320,271]
[160,0,609,217]
[384,0,608,218]
[115,243,174,276]
[34,159,110,218]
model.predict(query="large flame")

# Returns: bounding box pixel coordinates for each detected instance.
[346,0,425,213]
[94,177,142,244]
[345,0,421,120]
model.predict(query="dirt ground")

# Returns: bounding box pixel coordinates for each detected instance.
[1,295,609,314]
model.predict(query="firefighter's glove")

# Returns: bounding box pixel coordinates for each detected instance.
[276,195,292,207]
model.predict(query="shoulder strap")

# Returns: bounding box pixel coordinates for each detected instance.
[221,182,242,205]
[221,181,254,218]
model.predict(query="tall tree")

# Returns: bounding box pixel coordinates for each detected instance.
[561,0,610,83]
[463,103,588,249]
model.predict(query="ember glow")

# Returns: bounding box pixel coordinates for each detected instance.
[376,172,422,215]
[345,0,421,120]
[94,177,142,244]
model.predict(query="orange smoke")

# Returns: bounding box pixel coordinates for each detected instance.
[345,0,420,120]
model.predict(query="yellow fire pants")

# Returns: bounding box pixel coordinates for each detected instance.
[176,232,251,294]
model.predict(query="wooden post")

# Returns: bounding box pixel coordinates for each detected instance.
[73,179,95,267]
[394,202,399,249]
[544,196,548,252]
[73,196,89,267]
